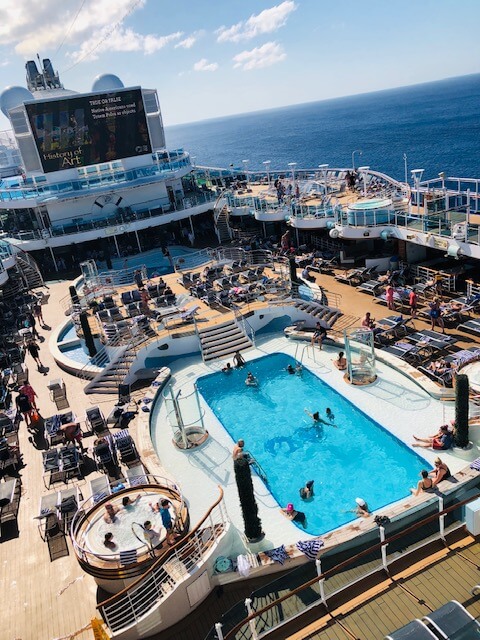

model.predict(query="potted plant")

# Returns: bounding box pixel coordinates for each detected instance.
[454,373,470,449]
[234,457,264,543]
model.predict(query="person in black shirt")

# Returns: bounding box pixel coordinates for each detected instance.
[16,391,32,426]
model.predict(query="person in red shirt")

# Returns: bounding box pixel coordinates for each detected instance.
[409,289,418,319]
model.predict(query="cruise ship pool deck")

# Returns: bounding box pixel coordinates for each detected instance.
[150,333,471,553]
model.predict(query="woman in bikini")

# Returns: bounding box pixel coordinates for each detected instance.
[410,470,434,496]
[429,457,451,487]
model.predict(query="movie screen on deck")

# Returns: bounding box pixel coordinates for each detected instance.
[25,88,152,172]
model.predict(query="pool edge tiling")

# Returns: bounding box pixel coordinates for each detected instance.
[150,336,463,552]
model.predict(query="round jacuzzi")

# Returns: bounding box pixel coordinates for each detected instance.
[347,198,393,225]
[459,361,480,392]
[83,494,175,556]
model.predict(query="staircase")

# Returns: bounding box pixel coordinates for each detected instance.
[15,251,45,290]
[213,195,232,244]
[83,332,153,394]
[292,299,358,334]
[198,316,252,362]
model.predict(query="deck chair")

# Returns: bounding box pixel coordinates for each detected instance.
[44,414,63,447]
[335,267,369,286]
[113,430,139,465]
[121,291,134,305]
[42,449,61,488]
[93,438,117,474]
[57,486,80,533]
[0,437,19,472]
[423,601,479,638]
[357,278,384,295]
[180,305,200,323]
[85,406,107,435]
[89,475,111,504]
[127,463,148,487]
[385,619,437,639]
[59,445,82,481]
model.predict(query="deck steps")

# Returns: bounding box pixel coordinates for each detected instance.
[198,317,252,362]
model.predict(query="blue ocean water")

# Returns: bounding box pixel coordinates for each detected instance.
[166,74,480,181]
[196,353,427,535]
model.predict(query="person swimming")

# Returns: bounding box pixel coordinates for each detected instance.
[245,372,258,386]
[286,364,295,374]
[326,408,335,422]
[299,480,314,500]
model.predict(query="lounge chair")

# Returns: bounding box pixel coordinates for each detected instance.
[127,463,148,487]
[423,600,479,638]
[113,430,139,465]
[385,619,437,639]
[42,449,61,488]
[59,445,82,481]
[89,475,111,504]
[179,305,200,323]
[357,278,385,295]
[85,406,107,435]
[57,486,80,532]
[93,438,117,474]
[335,266,371,286]
[458,318,480,337]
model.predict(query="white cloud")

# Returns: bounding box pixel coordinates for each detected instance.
[216,1,296,43]
[233,42,286,70]
[193,58,219,72]
[0,0,182,62]
[175,34,198,49]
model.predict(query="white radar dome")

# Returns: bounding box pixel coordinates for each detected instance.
[0,86,34,117]
[91,74,124,92]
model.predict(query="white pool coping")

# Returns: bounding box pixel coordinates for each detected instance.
[150,336,480,555]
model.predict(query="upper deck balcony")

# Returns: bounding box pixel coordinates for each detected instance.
[0,149,191,204]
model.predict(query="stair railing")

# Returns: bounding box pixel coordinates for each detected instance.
[232,305,256,347]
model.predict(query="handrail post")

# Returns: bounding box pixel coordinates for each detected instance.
[245,598,259,640]
[438,496,445,542]
[215,622,224,640]
[315,559,327,606]
[379,525,388,572]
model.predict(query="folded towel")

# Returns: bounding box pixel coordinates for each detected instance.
[264,545,289,565]
[296,538,324,560]
[470,458,480,471]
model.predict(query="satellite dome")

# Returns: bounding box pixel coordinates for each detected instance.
[91,74,124,92]
[0,86,34,117]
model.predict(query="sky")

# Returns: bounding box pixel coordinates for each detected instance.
[0,0,479,130]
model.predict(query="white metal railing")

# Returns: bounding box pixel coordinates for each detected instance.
[98,488,229,634]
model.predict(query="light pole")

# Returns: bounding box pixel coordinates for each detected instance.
[411,169,425,212]
[242,159,249,184]
[352,149,363,170]
[403,153,408,184]
[288,162,297,185]
[358,166,370,197]
[263,160,271,185]
[318,164,329,196]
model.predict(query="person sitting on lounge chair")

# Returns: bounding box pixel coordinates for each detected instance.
[412,425,454,450]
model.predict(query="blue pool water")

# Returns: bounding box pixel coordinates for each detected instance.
[58,323,77,342]
[59,343,91,365]
[110,246,195,277]
[196,353,427,535]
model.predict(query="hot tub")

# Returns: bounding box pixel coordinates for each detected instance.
[347,198,393,225]
[83,494,176,557]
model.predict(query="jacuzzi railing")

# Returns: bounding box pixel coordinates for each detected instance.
[70,476,185,570]
[97,487,228,635]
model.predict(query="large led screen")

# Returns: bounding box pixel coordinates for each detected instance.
[25,88,152,172]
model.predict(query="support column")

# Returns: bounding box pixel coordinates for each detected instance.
[134,229,142,253]
[49,246,58,272]
[113,234,120,257]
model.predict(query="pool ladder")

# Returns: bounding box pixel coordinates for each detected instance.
[245,451,268,485]
[294,343,317,365]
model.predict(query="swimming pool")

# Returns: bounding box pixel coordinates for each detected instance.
[196,353,427,535]
[110,246,195,277]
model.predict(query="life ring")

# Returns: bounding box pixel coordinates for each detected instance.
[265,436,296,455]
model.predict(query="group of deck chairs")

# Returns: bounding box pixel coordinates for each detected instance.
[89,463,148,504]
[386,598,480,639]
[42,445,83,488]
[93,429,140,475]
